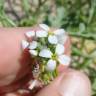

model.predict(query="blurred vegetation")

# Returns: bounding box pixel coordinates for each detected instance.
[0,0,96,95]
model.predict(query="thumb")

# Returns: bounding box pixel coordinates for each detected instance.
[35,69,91,96]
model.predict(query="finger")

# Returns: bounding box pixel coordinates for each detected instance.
[0,28,35,94]
[5,89,31,96]
[35,69,91,96]
[0,28,32,77]
[5,92,20,96]
[0,27,71,86]
[0,27,71,95]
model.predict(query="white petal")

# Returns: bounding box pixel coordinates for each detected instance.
[39,49,52,58]
[46,59,56,71]
[56,44,65,55]
[25,31,35,38]
[58,35,68,44]
[21,40,29,49]
[29,41,38,49]
[58,55,71,66]
[53,29,65,35]
[39,24,50,31]
[48,35,58,44]
[29,50,38,56]
[28,80,37,90]
[36,30,48,37]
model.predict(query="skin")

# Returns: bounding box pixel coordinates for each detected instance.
[0,27,91,96]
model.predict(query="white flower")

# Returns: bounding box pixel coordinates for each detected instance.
[55,44,65,55]
[46,55,71,71]
[25,31,35,38]
[48,35,58,44]
[29,41,38,50]
[39,24,67,45]
[28,41,38,56]
[53,29,65,36]
[39,49,52,58]
[22,24,70,73]
[55,44,70,66]
[48,29,66,45]
[29,50,38,56]
[48,32,67,44]
[58,55,71,66]
[58,35,68,44]
[40,43,70,71]
[36,30,48,37]
[21,40,29,49]
[39,24,50,31]
[46,59,56,71]
[51,29,67,45]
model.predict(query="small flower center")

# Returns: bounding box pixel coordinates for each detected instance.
[52,54,57,60]
[48,31,54,35]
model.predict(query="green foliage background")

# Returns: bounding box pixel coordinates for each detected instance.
[0,0,96,95]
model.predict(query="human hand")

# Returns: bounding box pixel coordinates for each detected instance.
[0,27,91,96]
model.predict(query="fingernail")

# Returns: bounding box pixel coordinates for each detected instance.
[6,93,17,96]
[57,72,77,96]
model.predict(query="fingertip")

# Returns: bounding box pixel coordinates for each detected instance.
[58,69,91,96]
[36,69,91,96]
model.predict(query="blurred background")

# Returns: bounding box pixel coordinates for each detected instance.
[0,0,96,95]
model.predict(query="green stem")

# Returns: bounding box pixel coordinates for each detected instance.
[88,0,96,24]
[69,32,96,41]
[72,47,93,59]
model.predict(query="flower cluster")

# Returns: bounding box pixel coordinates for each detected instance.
[21,24,71,84]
